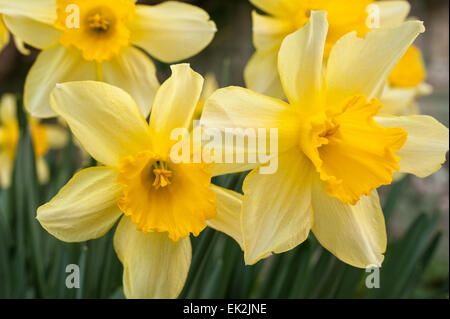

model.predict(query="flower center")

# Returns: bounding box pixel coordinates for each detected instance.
[151,160,172,189]
[117,151,217,241]
[300,95,407,205]
[88,12,111,32]
[55,0,135,62]
[318,118,340,139]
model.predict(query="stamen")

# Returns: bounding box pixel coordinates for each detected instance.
[151,161,173,190]
[88,13,110,32]
[319,119,340,139]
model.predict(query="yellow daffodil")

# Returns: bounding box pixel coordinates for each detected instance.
[201,12,449,268]
[245,0,416,99]
[380,45,432,116]
[0,0,216,118]
[0,94,68,188]
[36,64,244,299]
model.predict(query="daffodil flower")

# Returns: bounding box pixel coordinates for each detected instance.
[0,94,68,188]
[380,45,432,116]
[36,64,244,299]
[201,12,449,267]
[245,0,416,99]
[0,0,216,118]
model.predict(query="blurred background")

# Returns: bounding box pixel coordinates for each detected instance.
[0,0,448,299]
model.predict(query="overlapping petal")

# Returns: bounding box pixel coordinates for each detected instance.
[114,216,191,299]
[207,185,243,249]
[376,115,449,177]
[377,0,411,28]
[242,148,314,265]
[0,0,59,49]
[278,11,327,107]
[50,81,152,166]
[130,1,216,63]
[102,46,160,118]
[252,10,292,51]
[201,86,300,154]
[326,20,425,105]
[244,49,285,99]
[2,14,60,50]
[311,178,387,268]
[149,64,203,155]
[24,45,96,118]
[37,167,123,242]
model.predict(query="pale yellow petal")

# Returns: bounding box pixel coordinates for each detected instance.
[102,46,160,118]
[244,49,285,99]
[377,1,410,28]
[24,45,97,118]
[37,167,123,242]
[242,148,314,265]
[375,115,449,177]
[2,14,60,50]
[130,2,216,63]
[201,86,300,154]
[0,0,59,50]
[50,81,152,167]
[0,151,13,188]
[207,185,243,249]
[12,35,30,55]
[249,0,300,18]
[311,179,387,268]
[200,73,219,103]
[278,11,327,107]
[114,216,191,299]
[149,63,203,154]
[45,125,68,150]
[0,93,16,123]
[380,86,420,116]
[36,157,49,185]
[252,10,292,51]
[326,21,425,105]
[0,0,56,23]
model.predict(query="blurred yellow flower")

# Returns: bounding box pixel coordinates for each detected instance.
[245,0,416,98]
[0,0,217,118]
[202,12,449,268]
[0,15,9,51]
[0,94,68,188]
[380,45,432,116]
[37,64,244,298]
